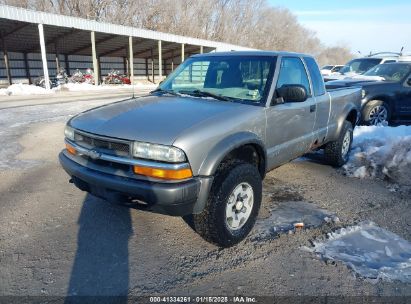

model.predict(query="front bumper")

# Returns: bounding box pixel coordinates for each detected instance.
[59,152,201,216]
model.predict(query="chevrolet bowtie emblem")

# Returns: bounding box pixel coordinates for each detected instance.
[87,149,101,160]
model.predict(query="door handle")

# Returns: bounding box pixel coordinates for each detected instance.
[310,104,316,112]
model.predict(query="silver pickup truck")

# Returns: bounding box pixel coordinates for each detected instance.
[60,51,361,247]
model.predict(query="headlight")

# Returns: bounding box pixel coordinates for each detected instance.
[133,142,186,163]
[64,125,75,141]
[361,89,367,99]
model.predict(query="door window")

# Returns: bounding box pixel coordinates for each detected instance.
[276,57,311,96]
[304,57,326,96]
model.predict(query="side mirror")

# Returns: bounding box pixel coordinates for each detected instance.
[275,84,308,103]
[407,78,411,86]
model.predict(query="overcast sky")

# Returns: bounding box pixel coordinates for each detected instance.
[268,0,411,55]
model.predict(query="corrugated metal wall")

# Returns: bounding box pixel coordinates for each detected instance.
[0,51,176,84]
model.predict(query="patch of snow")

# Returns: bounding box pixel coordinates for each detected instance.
[310,222,411,283]
[251,201,338,241]
[60,82,156,92]
[344,125,411,185]
[350,75,385,81]
[326,72,358,81]
[0,84,55,96]
[0,82,157,96]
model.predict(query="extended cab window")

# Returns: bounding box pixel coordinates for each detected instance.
[304,57,326,96]
[276,57,311,96]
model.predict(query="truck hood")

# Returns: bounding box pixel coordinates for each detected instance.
[69,95,252,145]
[325,78,395,89]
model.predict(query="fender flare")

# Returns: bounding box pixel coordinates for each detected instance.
[362,95,394,115]
[198,131,267,177]
[193,132,266,214]
[333,105,359,140]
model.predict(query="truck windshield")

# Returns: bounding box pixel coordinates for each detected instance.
[158,56,276,104]
[363,63,411,81]
[339,58,382,75]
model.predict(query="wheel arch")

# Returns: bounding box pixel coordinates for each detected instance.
[362,95,394,113]
[333,104,359,140]
[345,109,358,128]
[198,132,267,178]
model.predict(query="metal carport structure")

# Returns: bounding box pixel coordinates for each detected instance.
[0,4,253,89]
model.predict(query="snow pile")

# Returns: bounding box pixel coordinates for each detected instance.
[310,221,411,283]
[0,84,55,96]
[344,125,411,185]
[0,82,157,96]
[60,82,156,92]
[350,75,385,81]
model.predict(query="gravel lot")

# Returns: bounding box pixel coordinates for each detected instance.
[0,93,410,298]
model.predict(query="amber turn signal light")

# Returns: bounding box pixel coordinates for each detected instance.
[66,143,76,155]
[133,165,192,180]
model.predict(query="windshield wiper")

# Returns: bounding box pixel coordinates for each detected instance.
[178,89,232,102]
[150,88,181,96]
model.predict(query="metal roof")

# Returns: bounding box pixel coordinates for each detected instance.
[0,4,253,52]
[191,51,311,57]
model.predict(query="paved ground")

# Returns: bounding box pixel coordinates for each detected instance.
[0,93,410,298]
[0,86,148,109]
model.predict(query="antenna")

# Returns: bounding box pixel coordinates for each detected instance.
[400,46,404,56]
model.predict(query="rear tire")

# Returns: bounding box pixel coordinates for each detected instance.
[188,162,262,247]
[324,121,353,167]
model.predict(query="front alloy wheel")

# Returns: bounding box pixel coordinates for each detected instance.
[368,105,388,126]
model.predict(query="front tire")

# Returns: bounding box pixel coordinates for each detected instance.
[189,162,262,247]
[324,121,353,167]
[362,100,391,126]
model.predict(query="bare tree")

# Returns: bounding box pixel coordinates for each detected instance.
[0,0,354,64]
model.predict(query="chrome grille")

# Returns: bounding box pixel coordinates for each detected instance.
[74,132,130,157]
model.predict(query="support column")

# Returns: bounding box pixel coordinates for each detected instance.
[1,33,12,86]
[23,52,31,84]
[145,58,149,81]
[150,48,154,83]
[54,41,60,74]
[123,57,128,76]
[181,43,185,62]
[171,50,174,71]
[200,45,203,54]
[158,40,162,79]
[91,31,99,85]
[97,56,102,83]
[38,24,50,90]
[64,54,70,75]
[128,36,134,85]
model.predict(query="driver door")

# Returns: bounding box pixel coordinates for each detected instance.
[265,56,316,169]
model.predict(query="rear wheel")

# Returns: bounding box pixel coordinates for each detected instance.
[187,162,262,247]
[324,121,353,167]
